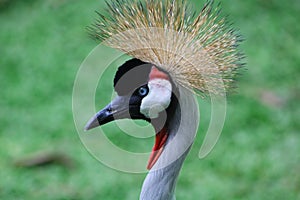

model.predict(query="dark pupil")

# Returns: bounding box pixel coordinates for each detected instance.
[138,87,148,96]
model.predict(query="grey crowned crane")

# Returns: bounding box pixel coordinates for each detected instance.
[84,0,243,199]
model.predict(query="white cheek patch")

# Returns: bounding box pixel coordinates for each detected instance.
[140,79,172,119]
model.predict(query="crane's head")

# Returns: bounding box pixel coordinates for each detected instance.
[85,58,179,169]
[84,58,177,130]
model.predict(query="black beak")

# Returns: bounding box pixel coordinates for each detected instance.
[84,95,142,131]
[84,103,115,130]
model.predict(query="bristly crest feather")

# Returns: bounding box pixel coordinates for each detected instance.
[88,0,244,96]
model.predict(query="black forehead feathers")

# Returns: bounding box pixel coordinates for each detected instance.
[113,58,147,86]
[114,58,152,96]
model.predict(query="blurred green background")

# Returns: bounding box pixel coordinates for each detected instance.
[1,0,300,199]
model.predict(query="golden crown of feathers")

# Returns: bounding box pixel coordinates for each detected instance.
[88,0,244,96]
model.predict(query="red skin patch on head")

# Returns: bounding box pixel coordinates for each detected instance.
[149,66,170,81]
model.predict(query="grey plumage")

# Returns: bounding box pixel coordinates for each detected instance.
[140,86,199,199]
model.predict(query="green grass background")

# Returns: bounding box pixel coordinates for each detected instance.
[1,0,300,199]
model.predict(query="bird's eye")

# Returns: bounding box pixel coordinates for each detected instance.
[138,86,148,97]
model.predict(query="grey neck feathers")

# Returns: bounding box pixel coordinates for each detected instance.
[140,86,199,200]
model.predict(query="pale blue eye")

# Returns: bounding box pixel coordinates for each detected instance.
[138,86,148,96]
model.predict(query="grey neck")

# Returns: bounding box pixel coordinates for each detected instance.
[140,86,199,200]
[139,148,190,200]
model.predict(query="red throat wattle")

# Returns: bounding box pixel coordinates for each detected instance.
[147,127,169,170]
